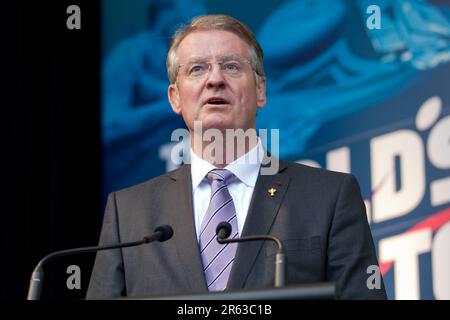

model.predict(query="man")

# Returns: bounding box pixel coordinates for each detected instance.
[87,14,386,299]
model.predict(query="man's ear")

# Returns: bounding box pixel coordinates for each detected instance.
[256,76,267,109]
[168,83,182,115]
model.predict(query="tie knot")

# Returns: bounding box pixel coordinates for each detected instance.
[207,169,234,185]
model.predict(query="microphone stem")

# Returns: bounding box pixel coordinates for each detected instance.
[26,232,161,300]
[218,235,286,288]
[38,236,154,267]
[274,252,285,287]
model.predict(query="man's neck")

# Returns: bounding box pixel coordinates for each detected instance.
[190,130,259,168]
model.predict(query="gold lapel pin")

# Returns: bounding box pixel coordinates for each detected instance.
[268,187,277,197]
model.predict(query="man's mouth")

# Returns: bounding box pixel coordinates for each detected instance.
[204,97,230,106]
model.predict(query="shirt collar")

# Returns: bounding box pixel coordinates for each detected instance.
[190,138,264,189]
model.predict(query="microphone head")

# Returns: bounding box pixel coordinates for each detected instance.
[216,222,232,240]
[154,225,174,242]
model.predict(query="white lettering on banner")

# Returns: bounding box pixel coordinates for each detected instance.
[298,96,449,218]
[427,114,450,206]
[295,95,450,299]
[431,178,450,207]
[379,223,450,300]
[326,147,351,173]
[427,116,450,169]
[371,130,425,223]
[432,222,450,300]
[416,96,442,131]
[416,96,450,207]
[379,229,432,300]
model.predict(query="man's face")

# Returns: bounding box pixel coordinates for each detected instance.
[168,30,266,134]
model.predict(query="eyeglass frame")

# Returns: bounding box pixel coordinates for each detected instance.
[175,55,258,81]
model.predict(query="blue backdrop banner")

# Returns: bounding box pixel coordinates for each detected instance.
[102,0,450,299]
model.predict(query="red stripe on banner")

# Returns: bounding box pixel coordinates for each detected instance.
[380,206,450,276]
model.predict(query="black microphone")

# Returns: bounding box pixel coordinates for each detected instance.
[26,224,174,300]
[216,222,286,288]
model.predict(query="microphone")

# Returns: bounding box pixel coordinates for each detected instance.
[216,222,286,288]
[26,224,174,300]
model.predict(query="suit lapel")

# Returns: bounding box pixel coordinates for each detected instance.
[167,165,208,292]
[227,159,290,289]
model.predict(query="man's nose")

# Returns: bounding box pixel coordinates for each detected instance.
[205,64,226,89]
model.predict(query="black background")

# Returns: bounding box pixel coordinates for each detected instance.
[3,0,101,300]
[3,0,450,310]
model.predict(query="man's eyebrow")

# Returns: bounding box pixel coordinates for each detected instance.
[184,54,244,63]
[186,56,210,63]
[218,54,243,61]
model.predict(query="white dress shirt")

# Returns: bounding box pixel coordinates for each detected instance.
[190,139,264,240]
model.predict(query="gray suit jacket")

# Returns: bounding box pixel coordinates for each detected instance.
[86,160,386,299]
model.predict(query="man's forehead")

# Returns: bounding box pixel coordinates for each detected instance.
[177,30,249,59]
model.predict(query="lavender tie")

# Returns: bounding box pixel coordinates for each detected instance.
[199,169,239,291]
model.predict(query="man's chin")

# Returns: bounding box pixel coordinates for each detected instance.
[196,117,233,132]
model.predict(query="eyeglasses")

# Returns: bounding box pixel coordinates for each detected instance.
[177,56,253,80]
